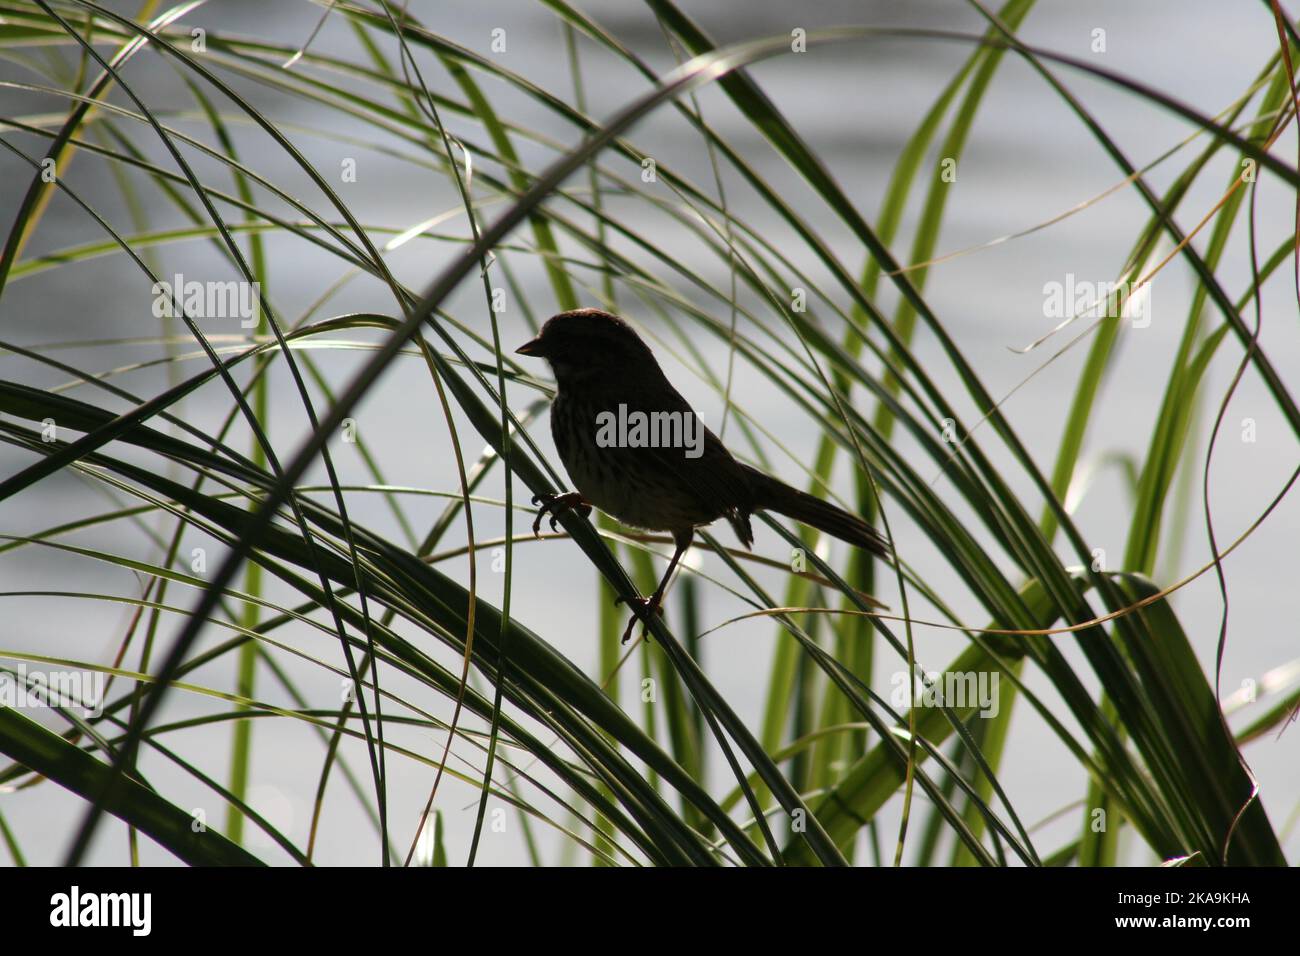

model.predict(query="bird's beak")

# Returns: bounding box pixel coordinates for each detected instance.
[515,336,544,357]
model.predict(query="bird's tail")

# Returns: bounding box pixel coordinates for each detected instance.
[741,464,890,557]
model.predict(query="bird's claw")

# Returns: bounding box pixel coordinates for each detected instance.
[615,595,663,644]
[530,491,591,538]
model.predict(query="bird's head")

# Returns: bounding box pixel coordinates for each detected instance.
[515,308,655,386]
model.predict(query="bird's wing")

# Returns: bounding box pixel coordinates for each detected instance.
[613,382,756,542]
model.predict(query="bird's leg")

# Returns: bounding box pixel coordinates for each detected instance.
[615,530,692,644]
[530,491,591,538]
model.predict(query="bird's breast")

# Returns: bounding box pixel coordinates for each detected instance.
[550,387,715,533]
[551,389,633,516]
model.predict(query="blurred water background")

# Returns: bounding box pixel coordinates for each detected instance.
[0,0,1297,865]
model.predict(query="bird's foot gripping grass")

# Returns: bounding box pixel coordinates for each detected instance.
[530,491,591,537]
[613,593,665,644]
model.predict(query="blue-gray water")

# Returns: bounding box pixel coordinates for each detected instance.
[0,0,1296,865]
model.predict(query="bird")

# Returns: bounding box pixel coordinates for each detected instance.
[515,308,889,643]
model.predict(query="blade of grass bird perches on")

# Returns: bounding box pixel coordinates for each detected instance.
[423,530,890,609]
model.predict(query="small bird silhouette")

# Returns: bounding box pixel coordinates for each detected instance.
[516,308,888,643]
